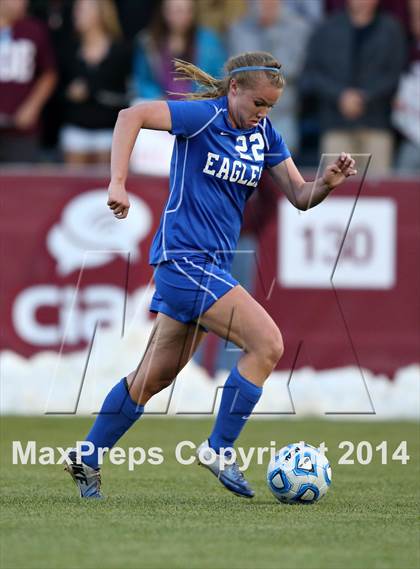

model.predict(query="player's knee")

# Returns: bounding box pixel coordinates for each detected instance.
[145,374,175,397]
[257,327,284,371]
[136,370,176,403]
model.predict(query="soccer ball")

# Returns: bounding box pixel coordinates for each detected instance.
[267,442,332,504]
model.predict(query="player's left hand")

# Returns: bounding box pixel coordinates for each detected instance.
[322,152,357,190]
[107,181,130,219]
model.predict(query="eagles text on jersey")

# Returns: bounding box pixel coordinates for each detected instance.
[149,96,290,271]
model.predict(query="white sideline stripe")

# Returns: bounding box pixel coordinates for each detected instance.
[162,138,178,259]
[162,139,189,260]
[166,139,188,213]
[182,257,235,289]
[258,118,270,150]
[172,259,218,301]
[187,108,225,139]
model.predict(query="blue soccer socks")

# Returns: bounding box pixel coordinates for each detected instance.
[82,378,144,469]
[80,368,261,469]
[209,366,262,454]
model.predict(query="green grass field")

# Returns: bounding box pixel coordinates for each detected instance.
[0,417,419,569]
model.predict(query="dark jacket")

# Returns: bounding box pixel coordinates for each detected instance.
[59,40,131,129]
[302,10,406,131]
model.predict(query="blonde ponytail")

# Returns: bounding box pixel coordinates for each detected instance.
[171,59,228,100]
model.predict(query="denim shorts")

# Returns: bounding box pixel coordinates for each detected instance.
[149,255,238,327]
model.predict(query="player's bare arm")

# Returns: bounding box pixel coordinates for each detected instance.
[107,101,172,219]
[268,153,357,211]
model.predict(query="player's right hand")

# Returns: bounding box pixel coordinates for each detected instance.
[107,181,130,219]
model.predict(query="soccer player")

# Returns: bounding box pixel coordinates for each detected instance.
[65,51,356,498]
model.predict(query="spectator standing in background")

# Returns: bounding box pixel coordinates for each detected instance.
[393,0,420,173]
[115,0,156,43]
[324,0,410,32]
[132,0,226,100]
[59,0,131,165]
[302,0,406,175]
[228,0,310,153]
[0,0,57,163]
[196,0,247,35]
[283,0,324,26]
[27,0,79,160]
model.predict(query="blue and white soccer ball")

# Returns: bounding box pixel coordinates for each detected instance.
[267,442,332,504]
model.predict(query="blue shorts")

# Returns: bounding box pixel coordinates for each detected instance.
[149,255,238,328]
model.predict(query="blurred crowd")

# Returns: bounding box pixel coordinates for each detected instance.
[0,0,419,173]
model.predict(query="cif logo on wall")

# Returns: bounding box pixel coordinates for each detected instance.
[13,190,153,348]
[47,190,151,274]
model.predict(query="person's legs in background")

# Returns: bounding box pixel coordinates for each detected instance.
[358,128,393,176]
[0,133,39,163]
[395,139,420,173]
[60,125,113,165]
[321,130,357,158]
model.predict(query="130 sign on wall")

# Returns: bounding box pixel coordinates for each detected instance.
[278,197,396,289]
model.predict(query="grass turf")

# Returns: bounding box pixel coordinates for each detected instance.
[0,417,419,569]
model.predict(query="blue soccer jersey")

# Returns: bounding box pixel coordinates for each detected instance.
[149,95,290,271]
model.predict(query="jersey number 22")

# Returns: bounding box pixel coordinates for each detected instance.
[235,133,264,162]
